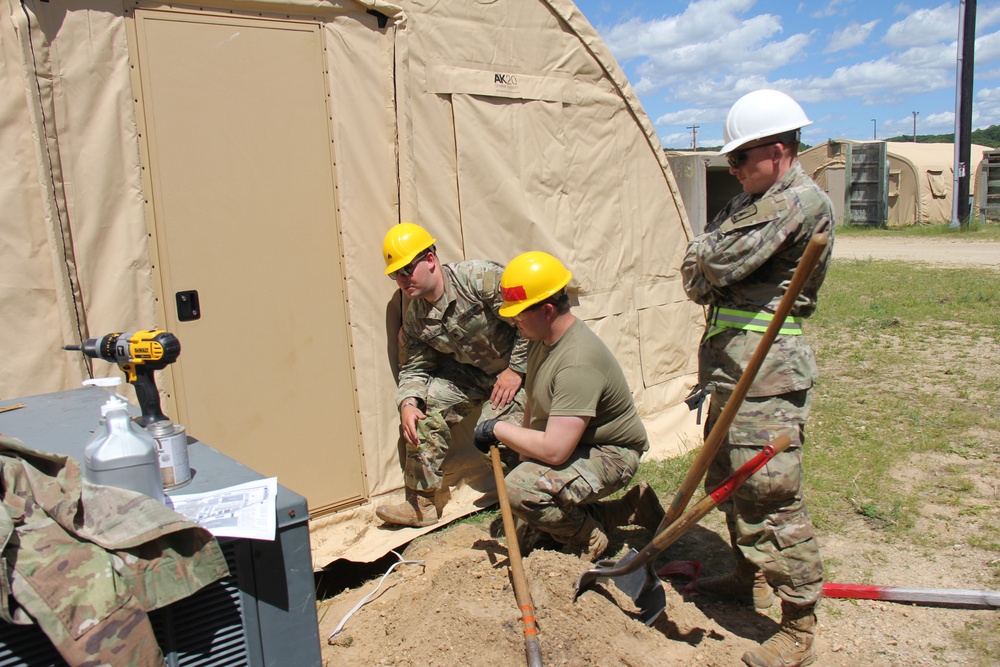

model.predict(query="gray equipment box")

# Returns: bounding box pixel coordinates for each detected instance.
[0,388,322,667]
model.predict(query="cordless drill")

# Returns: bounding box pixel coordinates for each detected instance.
[64,330,181,425]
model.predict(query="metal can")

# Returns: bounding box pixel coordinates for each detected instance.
[146,420,192,489]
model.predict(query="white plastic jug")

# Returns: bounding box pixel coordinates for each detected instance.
[83,378,165,503]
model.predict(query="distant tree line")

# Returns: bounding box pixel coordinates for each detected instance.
[883,124,1000,148]
[664,125,1000,152]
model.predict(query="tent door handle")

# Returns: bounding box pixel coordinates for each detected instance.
[176,290,201,321]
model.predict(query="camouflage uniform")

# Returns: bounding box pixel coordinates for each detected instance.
[397,260,527,491]
[681,161,834,608]
[0,435,229,667]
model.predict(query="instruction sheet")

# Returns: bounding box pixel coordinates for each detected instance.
[166,477,278,541]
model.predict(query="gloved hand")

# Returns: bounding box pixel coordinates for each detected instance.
[473,418,501,454]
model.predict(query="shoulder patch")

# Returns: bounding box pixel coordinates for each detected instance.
[731,204,758,223]
[718,197,785,233]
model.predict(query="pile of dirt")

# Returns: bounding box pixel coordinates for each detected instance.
[318,518,996,666]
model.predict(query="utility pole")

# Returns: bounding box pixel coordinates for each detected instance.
[912,111,919,142]
[952,0,977,228]
[687,124,700,150]
[871,119,877,141]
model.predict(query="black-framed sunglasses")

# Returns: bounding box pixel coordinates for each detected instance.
[388,251,431,280]
[726,140,783,168]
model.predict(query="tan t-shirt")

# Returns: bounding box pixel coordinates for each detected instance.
[525,318,648,452]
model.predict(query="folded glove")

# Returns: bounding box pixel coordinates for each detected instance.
[473,418,501,454]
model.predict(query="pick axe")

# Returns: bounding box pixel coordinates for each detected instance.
[575,434,791,623]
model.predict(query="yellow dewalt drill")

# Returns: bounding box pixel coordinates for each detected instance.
[64,330,181,425]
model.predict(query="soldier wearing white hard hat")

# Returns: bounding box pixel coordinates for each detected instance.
[681,90,835,667]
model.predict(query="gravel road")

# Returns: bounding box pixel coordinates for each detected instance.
[833,235,1000,269]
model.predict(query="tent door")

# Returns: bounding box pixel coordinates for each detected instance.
[844,142,888,227]
[129,8,366,515]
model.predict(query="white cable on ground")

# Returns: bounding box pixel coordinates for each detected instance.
[327,550,425,641]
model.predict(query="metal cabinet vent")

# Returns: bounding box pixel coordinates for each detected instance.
[844,141,889,227]
[0,541,250,667]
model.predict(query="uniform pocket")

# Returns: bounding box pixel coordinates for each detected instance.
[766,506,816,549]
[728,428,803,505]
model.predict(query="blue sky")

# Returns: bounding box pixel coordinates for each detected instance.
[572,0,1000,149]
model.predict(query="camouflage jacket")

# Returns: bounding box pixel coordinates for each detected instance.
[0,435,229,667]
[681,161,835,396]
[398,260,528,407]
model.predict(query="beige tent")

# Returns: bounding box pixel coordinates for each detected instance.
[799,140,991,226]
[0,0,703,566]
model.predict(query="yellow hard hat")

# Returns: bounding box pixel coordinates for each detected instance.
[499,251,572,317]
[383,223,436,275]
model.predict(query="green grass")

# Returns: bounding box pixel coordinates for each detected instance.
[836,220,1000,240]
[631,258,1000,661]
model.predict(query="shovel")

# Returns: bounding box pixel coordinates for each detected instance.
[575,434,792,623]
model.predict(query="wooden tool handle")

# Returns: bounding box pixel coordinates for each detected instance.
[491,446,543,667]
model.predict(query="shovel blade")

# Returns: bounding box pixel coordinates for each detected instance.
[574,549,666,625]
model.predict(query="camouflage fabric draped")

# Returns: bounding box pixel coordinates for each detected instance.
[0,435,229,666]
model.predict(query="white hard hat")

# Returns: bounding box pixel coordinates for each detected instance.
[721,89,812,154]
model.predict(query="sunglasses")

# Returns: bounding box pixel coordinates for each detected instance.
[726,140,783,168]
[512,302,546,322]
[388,251,431,280]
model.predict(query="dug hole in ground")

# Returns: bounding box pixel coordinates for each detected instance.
[319,236,1000,667]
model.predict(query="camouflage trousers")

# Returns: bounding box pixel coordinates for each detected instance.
[704,389,824,608]
[405,361,525,492]
[504,443,641,541]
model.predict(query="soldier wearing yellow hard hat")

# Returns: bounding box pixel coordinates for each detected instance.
[473,251,662,562]
[377,223,528,527]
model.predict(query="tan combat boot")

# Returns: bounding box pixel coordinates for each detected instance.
[695,559,775,609]
[741,602,817,667]
[592,482,666,532]
[375,488,439,527]
[513,518,560,554]
[561,514,609,562]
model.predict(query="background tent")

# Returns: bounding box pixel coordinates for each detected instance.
[0,0,703,566]
[799,140,991,226]
[666,150,743,235]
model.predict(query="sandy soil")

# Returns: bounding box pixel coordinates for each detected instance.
[317,235,999,667]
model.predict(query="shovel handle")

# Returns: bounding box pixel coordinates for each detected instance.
[656,232,829,534]
[491,446,544,667]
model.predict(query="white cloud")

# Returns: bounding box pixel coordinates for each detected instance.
[596,1,1000,137]
[653,106,726,127]
[972,86,1000,127]
[601,0,756,63]
[881,110,954,135]
[884,3,957,48]
[978,5,1000,31]
[824,20,880,53]
[809,0,851,19]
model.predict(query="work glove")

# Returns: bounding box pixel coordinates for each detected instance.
[473,418,501,454]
